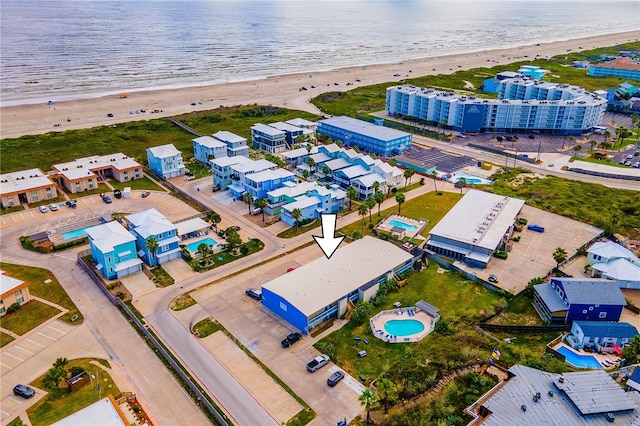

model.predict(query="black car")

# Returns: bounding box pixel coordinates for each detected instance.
[245,288,262,301]
[102,195,112,204]
[281,332,302,348]
[141,191,150,198]
[327,371,345,387]
[13,384,35,398]
[113,189,122,199]
[65,200,77,208]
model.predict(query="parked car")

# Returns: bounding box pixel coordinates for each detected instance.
[113,189,122,199]
[488,274,499,283]
[245,288,262,301]
[252,208,262,216]
[107,113,114,118]
[457,133,466,138]
[229,225,241,232]
[13,384,35,399]
[141,191,150,198]
[212,185,221,192]
[38,205,48,213]
[65,200,77,208]
[327,370,345,387]
[286,267,296,273]
[527,224,545,233]
[101,195,112,204]
[48,203,58,212]
[307,354,330,373]
[281,332,302,348]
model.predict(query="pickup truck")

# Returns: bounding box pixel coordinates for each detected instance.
[306,354,330,372]
[527,224,545,233]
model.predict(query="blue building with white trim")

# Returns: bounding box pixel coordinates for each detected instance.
[125,208,181,267]
[316,116,412,156]
[261,237,414,334]
[86,221,143,280]
[279,185,346,226]
[146,144,187,179]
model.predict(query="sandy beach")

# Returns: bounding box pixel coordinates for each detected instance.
[1,30,638,140]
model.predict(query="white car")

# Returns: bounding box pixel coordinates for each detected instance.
[38,205,48,213]
[49,203,58,211]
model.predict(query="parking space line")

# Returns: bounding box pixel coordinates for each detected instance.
[0,361,11,368]
[46,324,65,334]
[36,331,57,340]
[3,352,24,361]
[13,345,34,355]
[1,408,11,416]
[25,338,46,348]
[7,396,23,405]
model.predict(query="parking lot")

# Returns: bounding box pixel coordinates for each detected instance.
[457,204,604,294]
[399,145,477,173]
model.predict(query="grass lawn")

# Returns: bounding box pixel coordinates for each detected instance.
[1,331,16,347]
[184,160,212,180]
[0,263,83,324]
[484,168,640,238]
[27,358,120,426]
[571,155,632,169]
[192,318,223,338]
[488,295,542,326]
[339,191,461,239]
[7,418,26,426]
[67,183,111,200]
[149,266,175,287]
[110,175,164,191]
[0,205,25,216]
[170,293,197,311]
[0,300,61,335]
[189,239,264,271]
[318,265,508,386]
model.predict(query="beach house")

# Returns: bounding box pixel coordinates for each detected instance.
[251,123,287,153]
[565,321,638,350]
[86,221,142,280]
[241,168,296,199]
[587,241,640,289]
[589,57,640,81]
[192,136,227,165]
[261,237,414,334]
[426,190,525,269]
[212,131,250,158]
[0,270,32,316]
[316,116,412,156]
[0,168,58,208]
[279,185,346,226]
[146,144,187,179]
[52,153,143,194]
[124,209,181,266]
[268,122,305,147]
[533,278,626,325]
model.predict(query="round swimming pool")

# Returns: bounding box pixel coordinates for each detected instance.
[384,319,425,336]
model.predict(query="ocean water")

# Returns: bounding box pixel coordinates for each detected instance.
[1,0,638,106]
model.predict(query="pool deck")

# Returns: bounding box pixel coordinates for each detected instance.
[551,342,621,370]
[375,214,428,241]
[370,308,436,343]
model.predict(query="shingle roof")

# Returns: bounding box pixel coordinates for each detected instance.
[592,258,640,282]
[573,321,639,339]
[147,144,182,158]
[86,222,135,253]
[589,241,638,261]
[553,278,627,306]
[534,283,568,312]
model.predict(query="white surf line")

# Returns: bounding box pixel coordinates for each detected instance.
[25,338,46,347]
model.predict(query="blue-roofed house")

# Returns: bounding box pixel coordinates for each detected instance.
[242,168,296,199]
[212,131,249,158]
[317,116,412,156]
[86,222,142,280]
[279,185,346,226]
[566,321,639,350]
[251,123,287,153]
[626,368,640,392]
[192,136,227,166]
[269,122,305,147]
[227,158,278,198]
[125,209,181,266]
[533,278,626,325]
[587,241,640,289]
[351,173,387,200]
[333,165,370,188]
[518,65,547,79]
[146,144,187,179]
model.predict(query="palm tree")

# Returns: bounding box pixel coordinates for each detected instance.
[589,140,597,152]
[291,208,302,229]
[573,144,582,158]
[206,211,221,232]
[242,192,254,214]
[552,247,567,269]
[603,129,611,144]
[374,191,385,217]
[458,177,466,194]
[146,236,159,265]
[197,243,212,259]
[306,157,315,173]
[377,378,397,413]
[256,197,268,222]
[322,165,331,176]
[403,168,415,187]
[395,192,405,213]
[430,170,438,193]
[359,389,379,424]
[389,158,397,166]
[358,203,368,235]
[346,186,357,210]
[372,181,380,194]
[365,197,375,222]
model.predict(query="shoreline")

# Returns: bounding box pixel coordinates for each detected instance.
[1,30,638,140]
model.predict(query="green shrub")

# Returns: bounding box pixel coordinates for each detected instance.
[493,250,508,260]
[512,236,521,242]
[70,366,85,377]
[6,302,21,314]
[517,218,528,225]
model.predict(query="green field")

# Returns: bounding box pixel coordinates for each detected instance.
[0,300,61,335]
[0,263,83,324]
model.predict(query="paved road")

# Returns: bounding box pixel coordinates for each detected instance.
[146,310,279,426]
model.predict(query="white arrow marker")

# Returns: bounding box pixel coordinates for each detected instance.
[313,214,345,259]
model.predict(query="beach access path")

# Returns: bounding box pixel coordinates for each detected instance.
[1,31,639,139]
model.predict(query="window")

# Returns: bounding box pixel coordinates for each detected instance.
[582,310,587,314]
[599,312,607,319]
[17,297,24,304]
[589,307,593,311]
[0,307,5,314]
[279,302,288,311]
[161,245,169,252]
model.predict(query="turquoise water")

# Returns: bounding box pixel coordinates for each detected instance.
[388,220,418,231]
[557,346,601,369]
[60,226,92,240]
[384,319,425,337]
[449,173,493,185]
[186,237,218,252]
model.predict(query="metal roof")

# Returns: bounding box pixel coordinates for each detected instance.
[318,116,411,141]
[592,258,640,282]
[534,284,569,313]
[85,221,135,253]
[573,321,639,339]
[589,241,638,262]
[262,237,413,317]
[478,364,640,426]
[552,278,627,306]
[147,143,182,158]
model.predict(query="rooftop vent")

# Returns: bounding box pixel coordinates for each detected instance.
[559,377,565,383]
[607,412,615,423]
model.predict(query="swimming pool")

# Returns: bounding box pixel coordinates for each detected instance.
[388,220,418,231]
[384,319,425,337]
[60,226,93,240]
[448,173,494,185]
[556,346,602,369]
[186,237,219,252]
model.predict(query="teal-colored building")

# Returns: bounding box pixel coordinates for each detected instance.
[86,221,142,280]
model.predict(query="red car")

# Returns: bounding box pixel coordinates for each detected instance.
[286,267,296,273]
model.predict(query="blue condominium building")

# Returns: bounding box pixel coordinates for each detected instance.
[386,77,607,135]
[589,58,640,81]
[316,116,412,156]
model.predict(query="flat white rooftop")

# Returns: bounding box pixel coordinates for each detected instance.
[0,270,25,297]
[429,189,525,251]
[262,237,413,317]
[52,396,127,426]
[53,153,141,173]
[0,168,56,195]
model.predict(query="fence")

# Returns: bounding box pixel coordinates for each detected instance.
[467,143,537,164]
[477,323,569,334]
[568,167,640,182]
[76,251,229,426]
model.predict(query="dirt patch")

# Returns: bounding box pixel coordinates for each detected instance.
[463,80,475,90]
[506,172,544,187]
